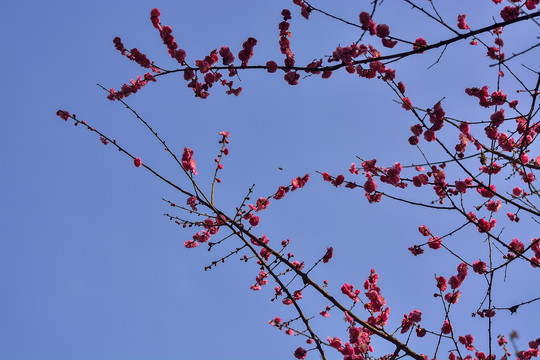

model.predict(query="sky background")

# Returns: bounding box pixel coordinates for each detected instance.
[1,1,539,359]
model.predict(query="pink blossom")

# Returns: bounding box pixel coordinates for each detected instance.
[413,37,428,53]
[410,124,423,136]
[266,60,278,73]
[184,240,199,248]
[490,109,505,126]
[328,336,342,349]
[507,212,519,222]
[322,247,333,263]
[359,11,376,34]
[376,24,390,38]
[441,320,453,334]
[436,276,447,291]
[477,184,496,198]
[402,97,413,110]
[56,110,71,120]
[455,178,472,193]
[487,46,504,61]
[181,147,197,174]
[341,283,359,302]
[294,347,307,360]
[274,186,289,200]
[344,311,354,324]
[409,136,419,145]
[424,130,436,142]
[449,276,462,290]
[459,334,475,351]
[134,157,142,168]
[284,71,300,85]
[255,197,270,211]
[409,246,424,256]
[509,238,525,256]
[428,236,442,249]
[281,9,291,20]
[150,8,161,29]
[186,196,198,211]
[282,298,293,306]
[445,291,462,304]
[349,163,360,174]
[392,83,405,97]
[249,216,260,227]
[412,174,429,187]
[500,6,520,21]
[364,176,377,193]
[218,46,235,65]
[409,309,422,323]
[418,225,431,236]
[457,14,470,30]
[486,199,502,212]
[526,0,539,10]
[477,218,493,233]
[291,174,310,190]
[332,174,345,187]
[473,260,487,274]
[382,38,398,48]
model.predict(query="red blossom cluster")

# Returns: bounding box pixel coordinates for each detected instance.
[400,309,422,334]
[292,0,311,20]
[107,73,156,101]
[238,37,257,67]
[112,37,159,72]
[359,11,397,48]
[181,147,197,174]
[457,14,470,30]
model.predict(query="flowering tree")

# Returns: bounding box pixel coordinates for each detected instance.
[56,1,540,359]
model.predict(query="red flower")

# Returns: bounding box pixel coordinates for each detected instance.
[441,320,452,334]
[181,147,197,174]
[436,276,447,291]
[500,6,520,21]
[402,97,413,110]
[56,110,71,120]
[322,247,333,263]
[284,71,300,85]
[473,261,487,274]
[266,60,278,73]
[457,14,470,30]
[249,216,260,227]
[294,347,307,360]
[413,37,428,53]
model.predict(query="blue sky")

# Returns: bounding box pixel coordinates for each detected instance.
[1,1,539,359]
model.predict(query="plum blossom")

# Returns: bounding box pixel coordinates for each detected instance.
[181,147,197,174]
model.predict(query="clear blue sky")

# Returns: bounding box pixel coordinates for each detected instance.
[1,1,538,359]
